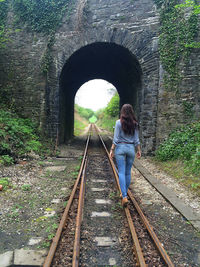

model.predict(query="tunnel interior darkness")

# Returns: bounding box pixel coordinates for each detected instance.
[59,42,142,143]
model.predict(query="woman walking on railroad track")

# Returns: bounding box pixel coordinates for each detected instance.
[110,104,141,207]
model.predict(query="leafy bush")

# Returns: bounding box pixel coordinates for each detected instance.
[89,115,97,123]
[155,121,200,174]
[75,105,94,121]
[97,114,118,132]
[96,93,119,132]
[189,144,200,174]
[0,155,14,166]
[0,109,43,163]
[104,93,119,117]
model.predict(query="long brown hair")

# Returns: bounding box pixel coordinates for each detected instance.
[120,104,138,135]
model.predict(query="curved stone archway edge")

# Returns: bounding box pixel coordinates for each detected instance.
[48,25,160,153]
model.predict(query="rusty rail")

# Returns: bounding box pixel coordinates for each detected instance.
[43,126,91,267]
[128,190,174,267]
[72,158,87,267]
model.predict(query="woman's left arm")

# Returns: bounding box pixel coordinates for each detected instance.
[110,121,119,158]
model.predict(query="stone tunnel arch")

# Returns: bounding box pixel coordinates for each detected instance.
[59,42,142,143]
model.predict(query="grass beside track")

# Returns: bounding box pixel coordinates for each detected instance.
[151,158,200,197]
[74,111,89,136]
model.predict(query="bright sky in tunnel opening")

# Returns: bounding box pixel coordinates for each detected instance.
[75,79,117,111]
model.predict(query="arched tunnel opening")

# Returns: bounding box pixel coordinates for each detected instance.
[59,42,142,143]
[74,79,117,134]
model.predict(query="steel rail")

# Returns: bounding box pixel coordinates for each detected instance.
[127,189,175,267]
[94,124,146,267]
[43,126,91,267]
[72,157,87,267]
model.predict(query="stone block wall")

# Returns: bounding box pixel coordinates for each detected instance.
[156,19,200,145]
[0,11,48,128]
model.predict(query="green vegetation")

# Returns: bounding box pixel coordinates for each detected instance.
[154,0,200,91]
[12,0,71,34]
[40,36,55,74]
[0,109,45,165]
[97,114,118,132]
[155,122,200,163]
[74,95,119,135]
[0,0,9,48]
[0,177,10,190]
[104,93,119,117]
[89,115,97,123]
[46,222,58,240]
[155,121,200,193]
[74,119,87,136]
[182,100,195,118]
[21,184,31,191]
[75,104,94,121]
[74,104,92,136]
[0,155,14,166]
[153,159,200,195]
[96,93,119,132]
[176,0,200,16]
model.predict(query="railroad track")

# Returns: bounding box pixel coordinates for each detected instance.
[43,124,174,267]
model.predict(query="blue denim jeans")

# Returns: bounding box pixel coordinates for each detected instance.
[115,144,135,198]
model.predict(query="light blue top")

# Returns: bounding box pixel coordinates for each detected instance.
[113,119,140,146]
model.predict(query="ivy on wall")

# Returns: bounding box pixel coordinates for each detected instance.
[154,0,199,91]
[0,0,9,47]
[11,0,74,74]
[40,36,55,74]
[0,0,12,108]
[182,100,195,118]
[0,0,8,25]
[12,0,71,34]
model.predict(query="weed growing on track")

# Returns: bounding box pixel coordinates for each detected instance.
[21,184,31,191]
[0,177,10,190]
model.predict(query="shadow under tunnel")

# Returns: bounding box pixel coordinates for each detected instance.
[59,42,142,143]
